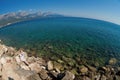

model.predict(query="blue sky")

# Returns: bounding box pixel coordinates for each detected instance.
[0,0,120,24]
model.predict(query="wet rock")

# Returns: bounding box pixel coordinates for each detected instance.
[94,74,101,80]
[115,75,120,80]
[53,61,63,71]
[101,75,107,80]
[109,58,117,65]
[79,66,88,73]
[86,65,97,72]
[47,61,53,70]
[70,68,78,75]
[83,76,91,80]
[62,71,75,80]
[57,59,64,64]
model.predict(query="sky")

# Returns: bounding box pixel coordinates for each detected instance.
[0,0,120,24]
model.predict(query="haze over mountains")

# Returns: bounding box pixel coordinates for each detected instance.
[0,11,62,28]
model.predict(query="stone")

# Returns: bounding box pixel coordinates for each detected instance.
[2,62,20,80]
[19,62,30,70]
[70,69,78,75]
[0,68,1,75]
[115,75,120,80]
[39,69,48,80]
[0,44,8,57]
[83,76,91,80]
[2,62,41,80]
[53,61,63,71]
[94,73,101,80]
[86,65,97,72]
[62,71,75,80]
[15,55,21,64]
[0,56,13,65]
[49,71,59,79]
[79,66,88,73]
[109,58,117,65]
[6,47,16,56]
[35,57,46,66]
[27,56,35,64]
[16,68,41,80]
[47,61,53,70]
[101,75,107,80]
[29,62,42,73]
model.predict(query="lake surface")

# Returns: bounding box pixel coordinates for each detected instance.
[0,17,120,65]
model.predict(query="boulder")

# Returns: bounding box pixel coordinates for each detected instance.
[0,44,8,57]
[0,63,2,76]
[47,61,53,70]
[39,69,48,80]
[2,62,41,80]
[101,75,107,80]
[0,55,14,65]
[79,66,88,73]
[15,68,41,80]
[86,65,97,72]
[19,62,30,70]
[62,71,75,80]
[29,62,42,73]
[109,58,117,65]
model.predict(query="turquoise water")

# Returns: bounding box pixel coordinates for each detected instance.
[0,17,120,65]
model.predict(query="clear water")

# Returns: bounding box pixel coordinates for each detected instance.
[0,17,120,65]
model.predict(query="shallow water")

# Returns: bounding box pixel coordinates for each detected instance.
[0,17,120,65]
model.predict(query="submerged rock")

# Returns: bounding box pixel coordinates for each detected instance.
[109,58,117,65]
[79,66,88,73]
[1,43,120,80]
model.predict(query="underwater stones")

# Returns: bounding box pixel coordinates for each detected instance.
[62,71,75,80]
[57,59,64,64]
[79,66,88,73]
[70,68,78,75]
[109,58,117,65]
[47,61,53,70]
[86,65,97,72]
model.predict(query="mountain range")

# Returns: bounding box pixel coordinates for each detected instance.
[0,11,62,28]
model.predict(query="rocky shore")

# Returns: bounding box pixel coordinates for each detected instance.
[0,43,120,80]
